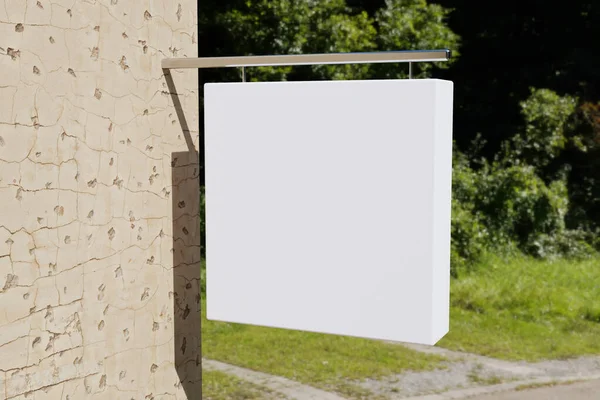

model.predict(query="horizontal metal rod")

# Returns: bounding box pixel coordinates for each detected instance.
[162,49,450,70]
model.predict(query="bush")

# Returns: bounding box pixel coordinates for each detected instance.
[526,230,598,260]
[450,148,488,276]
[594,233,600,252]
[474,164,569,249]
[509,88,577,169]
[450,142,596,267]
[450,199,488,277]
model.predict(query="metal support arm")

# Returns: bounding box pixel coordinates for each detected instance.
[161,49,451,71]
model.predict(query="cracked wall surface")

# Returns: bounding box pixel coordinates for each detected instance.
[0,0,200,398]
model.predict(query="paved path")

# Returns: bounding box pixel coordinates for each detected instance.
[402,375,600,399]
[465,379,600,400]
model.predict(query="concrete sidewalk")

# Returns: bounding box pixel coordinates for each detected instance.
[467,379,600,400]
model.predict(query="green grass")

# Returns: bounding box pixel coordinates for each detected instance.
[201,306,445,397]
[438,255,600,361]
[202,370,279,399]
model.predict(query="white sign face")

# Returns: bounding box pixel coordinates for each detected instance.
[204,79,453,346]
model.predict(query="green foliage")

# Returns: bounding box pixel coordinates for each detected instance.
[526,230,598,261]
[309,11,378,80]
[219,0,378,81]
[474,165,568,248]
[508,88,577,168]
[449,88,598,269]
[450,148,488,276]
[375,0,459,78]
[450,199,487,277]
[451,129,597,269]
[452,159,582,261]
[217,0,458,81]
[451,144,571,271]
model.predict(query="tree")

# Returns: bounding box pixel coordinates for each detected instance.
[200,0,458,82]
[503,88,577,171]
[431,0,600,156]
[214,0,377,81]
[374,0,459,79]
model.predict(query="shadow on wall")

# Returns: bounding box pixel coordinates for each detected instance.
[165,69,202,400]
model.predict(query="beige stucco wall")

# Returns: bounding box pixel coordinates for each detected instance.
[0,0,200,398]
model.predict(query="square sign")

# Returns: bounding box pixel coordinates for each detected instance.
[205,79,453,345]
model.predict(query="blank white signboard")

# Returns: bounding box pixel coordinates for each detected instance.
[205,79,453,346]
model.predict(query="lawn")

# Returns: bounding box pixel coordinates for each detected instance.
[439,255,600,361]
[202,370,279,399]
[201,305,445,397]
